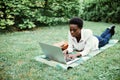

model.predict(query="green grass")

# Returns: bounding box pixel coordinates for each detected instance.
[0,21,120,80]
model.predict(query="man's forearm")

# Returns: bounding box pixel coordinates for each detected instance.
[75,52,82,57]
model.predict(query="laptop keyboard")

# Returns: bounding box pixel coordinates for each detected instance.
[66,57,74,62]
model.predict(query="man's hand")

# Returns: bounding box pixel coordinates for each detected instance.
[68,52,82,59]
[63,50,69,59]
[63,49,68,54]
[68,54,77,59]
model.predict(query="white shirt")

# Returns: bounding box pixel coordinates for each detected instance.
[67,28,99,56]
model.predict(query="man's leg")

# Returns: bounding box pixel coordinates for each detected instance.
[100,25,115,38]
[101,33,112,47]
[95,33,111,48]
[100,28,111,38]
[96,25,115,48]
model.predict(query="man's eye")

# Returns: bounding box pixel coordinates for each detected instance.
[70,29,76,32]
[73,29,77,32]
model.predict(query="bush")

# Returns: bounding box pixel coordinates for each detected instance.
[81,0,120,23]
[0,0,80,30]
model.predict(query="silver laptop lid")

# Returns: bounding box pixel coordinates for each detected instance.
[39,42,66,64]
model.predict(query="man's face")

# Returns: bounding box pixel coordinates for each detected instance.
[69,24,81,37]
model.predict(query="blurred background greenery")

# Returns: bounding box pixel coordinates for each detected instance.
[0,0,120,31]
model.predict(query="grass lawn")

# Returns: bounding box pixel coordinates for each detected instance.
[0,21,120,80]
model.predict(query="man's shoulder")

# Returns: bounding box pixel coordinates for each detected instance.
[82,28,92,34]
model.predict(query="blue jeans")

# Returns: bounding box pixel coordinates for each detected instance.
[95,28,112,48]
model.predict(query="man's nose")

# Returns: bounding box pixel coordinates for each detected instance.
[71,31,74,34]
[71,31,74,35]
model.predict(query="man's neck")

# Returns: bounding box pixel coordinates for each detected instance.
[76,33,81,43]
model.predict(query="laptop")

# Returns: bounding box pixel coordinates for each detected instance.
[39,42,80,65]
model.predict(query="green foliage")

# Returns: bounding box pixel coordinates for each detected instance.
[18,19,35,29]
[2,0,120,31]
[81,0,120,23]
[34,0,80,26]
[0,0,15,29]
[0,0,80,30]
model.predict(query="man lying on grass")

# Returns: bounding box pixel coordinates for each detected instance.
[63,17,115,59]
